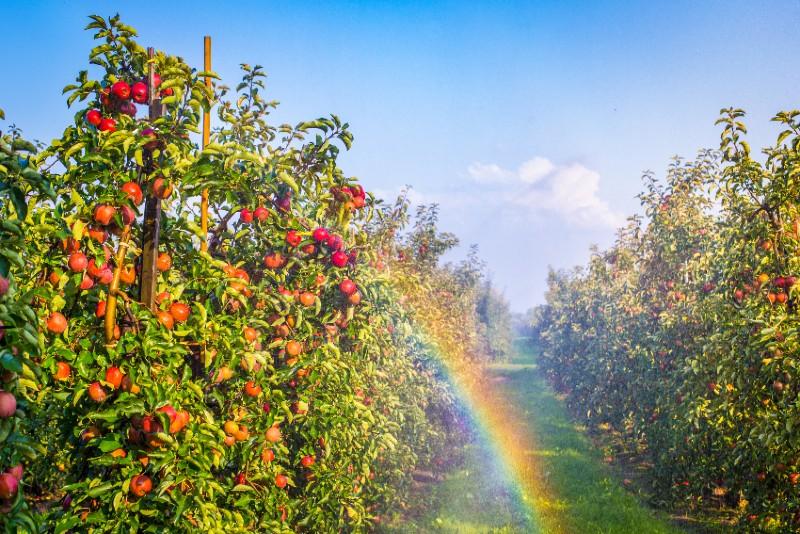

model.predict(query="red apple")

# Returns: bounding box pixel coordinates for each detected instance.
[0,392,16,418]
[86,109,102,126]
[111,81,131,100]
[131,81,147,103]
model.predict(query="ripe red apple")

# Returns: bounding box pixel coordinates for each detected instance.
[87,226,107,243]
[94,204,116,226]
[68,252,88,272]
[331,251,348,268]
[130,474,152,497]
[312,227,329,242]
[265,426,282,443]
[111,80,131,100]
[239,208,253,223]
[0,473,18,499]
[88,382,107,402]
[300,455,315,468]
[97,267,113,285]
[262,448,275,463]
[0,392,16,418]
[131,81,148,103]
[234,472,248,486]
[54,361,71,381]
[253,206,269,221]
[79,275,94,290]
[98,117,116,132]
[264,252,285,270]
[157,311,174,330]
[339,279,357,295]
[326,234,344,251]
[169,302,190,323]
[274,474,288,489]
[86,109,102,126]
[121,182,143,205]
[151,177,172,199]
[243,381,262,397]
[156,252,172,272]
[105,366,123,389]
[46,312,68,334]
[285,230,302,247]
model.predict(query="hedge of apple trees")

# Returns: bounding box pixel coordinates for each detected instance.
[0,112,55,531]
[537,107,800,531]
[0,15,485,533]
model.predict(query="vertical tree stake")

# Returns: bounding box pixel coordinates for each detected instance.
[139,47,164,309]
[200,36,212,252]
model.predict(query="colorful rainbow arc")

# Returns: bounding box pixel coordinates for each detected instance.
[422,337,564,534]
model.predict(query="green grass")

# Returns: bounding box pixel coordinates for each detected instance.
[385,442,534,533]
[489,339,683,533]
[385,339,687,533]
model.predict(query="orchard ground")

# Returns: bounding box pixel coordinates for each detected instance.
[387,340,725,534]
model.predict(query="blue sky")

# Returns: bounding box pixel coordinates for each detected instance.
[2,1,799,310]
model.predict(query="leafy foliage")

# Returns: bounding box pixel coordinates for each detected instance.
[0,15,489,533]
[537,107,800,531]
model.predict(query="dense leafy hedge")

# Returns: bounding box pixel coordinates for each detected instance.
[0,15,497,533]
[537,108,800,531]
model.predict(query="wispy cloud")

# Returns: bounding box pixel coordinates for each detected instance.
[377,157,623,229]
[471,157,623,228]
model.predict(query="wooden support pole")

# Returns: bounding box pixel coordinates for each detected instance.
[139,47,164,310]
[200,35,211,252]
[104,226,131,344]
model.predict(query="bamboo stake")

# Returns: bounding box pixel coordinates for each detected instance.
[200,36,211,252]
[104,226,131,344]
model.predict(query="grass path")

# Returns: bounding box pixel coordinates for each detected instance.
[387,340,684,533]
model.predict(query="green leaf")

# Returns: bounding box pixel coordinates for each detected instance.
[10,187,27,220]
[0,351,22,373]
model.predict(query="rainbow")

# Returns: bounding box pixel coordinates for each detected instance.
[421,337,566,533]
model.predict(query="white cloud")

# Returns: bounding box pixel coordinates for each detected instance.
[376,157,622,230]
[517,157,555,184]
[466,157,623,228]
[467,162,514,184]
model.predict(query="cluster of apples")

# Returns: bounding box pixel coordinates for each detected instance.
[238,206,270,224]
[732,273,797,305]
[312,226,356,268]
[0,365,22,504]
[763,274,796,305]
[330,184,366,210]
[85,75,173,132]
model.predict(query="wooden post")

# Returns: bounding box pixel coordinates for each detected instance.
[200,36,211,252]
[139,47,164,309]
[104,226,131,344]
